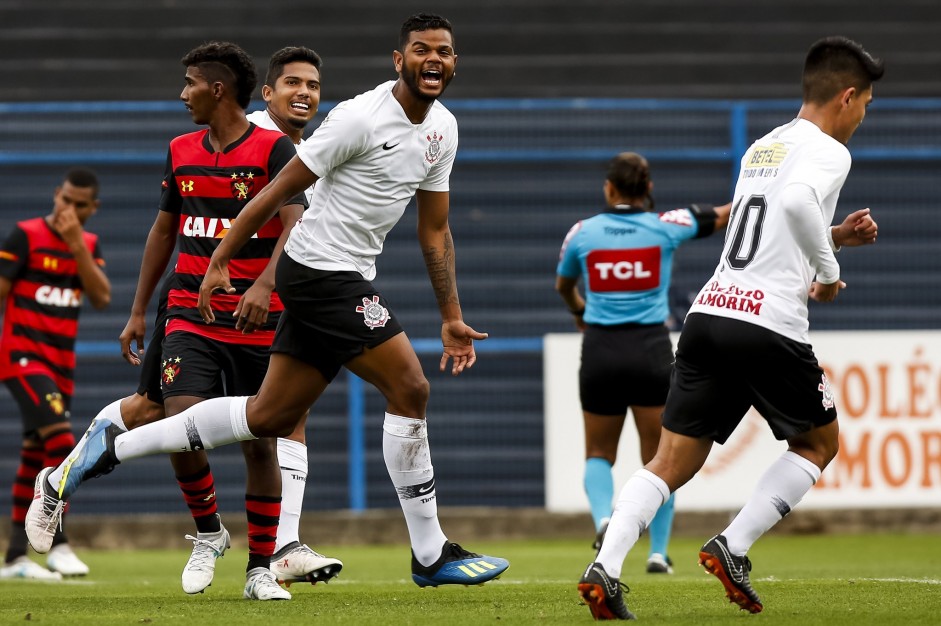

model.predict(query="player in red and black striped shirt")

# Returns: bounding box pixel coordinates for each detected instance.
[0,167,110,579]
[116,42,306,600]
[32,44,338,597]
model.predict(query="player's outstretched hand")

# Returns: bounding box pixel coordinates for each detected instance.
[440,320,488,376]
[833,208,878,247]
[198,260,235,324]
[119,312,147,366]
[809,280,846,303]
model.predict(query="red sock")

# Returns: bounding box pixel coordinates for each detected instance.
[176,465,219,533]
[41,426,76,548]
[41,426,76,470]
[245,494,280,571]
[5,445,44,560]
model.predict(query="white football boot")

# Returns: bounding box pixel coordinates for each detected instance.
[244,567,292,600]
[0,556,63,581]
[270,542,343,586]
[181,516,230,594]
[46,544,90,576]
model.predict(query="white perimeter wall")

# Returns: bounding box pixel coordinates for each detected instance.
[544,331,941,511]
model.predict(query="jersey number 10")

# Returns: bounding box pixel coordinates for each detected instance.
[725,195,767,270]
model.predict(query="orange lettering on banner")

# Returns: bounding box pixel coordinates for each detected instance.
[818,428,941,492]
[877,364,901,418]
[880,432,912,488]
[907,348,931,418]
[840,364,869,418]
[805,341,939,495]
[826,353,940,421]
[921,431,941,487]
[819,432,872,489]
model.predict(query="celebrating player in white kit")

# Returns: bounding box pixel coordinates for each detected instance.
[578,35,883,620]
[28,13,509,590]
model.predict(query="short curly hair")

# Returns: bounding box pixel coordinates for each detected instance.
[399,13,453,50]
[181,41,258,110]
[64,167,100,199]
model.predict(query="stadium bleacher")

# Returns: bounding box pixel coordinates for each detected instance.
[1,0,940,102]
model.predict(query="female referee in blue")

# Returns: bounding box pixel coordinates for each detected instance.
[556,152,729,573]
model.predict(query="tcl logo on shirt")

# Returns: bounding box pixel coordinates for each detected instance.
[587,247,661,292]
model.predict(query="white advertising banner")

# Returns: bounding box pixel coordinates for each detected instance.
[544,331,941,511]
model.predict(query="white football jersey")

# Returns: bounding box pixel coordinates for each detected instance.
[285,80,458,280]
[688,118,851,343]
[246,108,281,135]
[246,109,315,206]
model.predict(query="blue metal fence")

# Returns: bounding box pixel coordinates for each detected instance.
[1,98,939,513]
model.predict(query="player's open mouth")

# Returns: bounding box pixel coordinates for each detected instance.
[420,70,442,86]
[291,102,310,113]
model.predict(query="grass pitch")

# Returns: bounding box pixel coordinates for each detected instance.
[1,534,939,625]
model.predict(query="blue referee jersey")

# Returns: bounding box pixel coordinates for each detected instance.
[557,204,717,325]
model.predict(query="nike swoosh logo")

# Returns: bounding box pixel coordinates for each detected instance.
[715,541,745,583]
[585,564,617,595]
[382,142,399,150]
[596,566,618,595]
[418,483,435,494]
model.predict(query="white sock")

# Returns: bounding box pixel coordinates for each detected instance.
[275,437,308,552]
[115,396,255,462]
[382,412,447,566]
[49,399,127,486]
[111,399,130,431]
[596,468,670,579]
[723,451,821,555]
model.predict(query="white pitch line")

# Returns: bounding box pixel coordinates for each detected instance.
[849,577,941,585]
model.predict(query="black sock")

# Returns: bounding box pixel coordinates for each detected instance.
[4,525,28,563]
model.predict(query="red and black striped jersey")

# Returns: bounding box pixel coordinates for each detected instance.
[159,124,305,346]
[0,217,105,395]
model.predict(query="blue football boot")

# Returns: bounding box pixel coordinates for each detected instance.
[58,419,122,500]
[411,541,509,587]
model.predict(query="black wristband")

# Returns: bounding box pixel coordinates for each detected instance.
[569,306,585,316]
[689,203,719,239]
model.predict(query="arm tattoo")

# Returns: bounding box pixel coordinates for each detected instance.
[422,231,459,308]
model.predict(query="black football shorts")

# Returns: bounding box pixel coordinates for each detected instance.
[662,313,837,444]
[159,330,269,399]
[579,322,674,414]
[270,254,404,382]
[135,309,167,405]
[5,374,71,433]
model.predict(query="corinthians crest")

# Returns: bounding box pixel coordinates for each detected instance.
[425,131,443,164]
[818,373,834,410]
[230,171,255,201]
[356,295,390,329]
